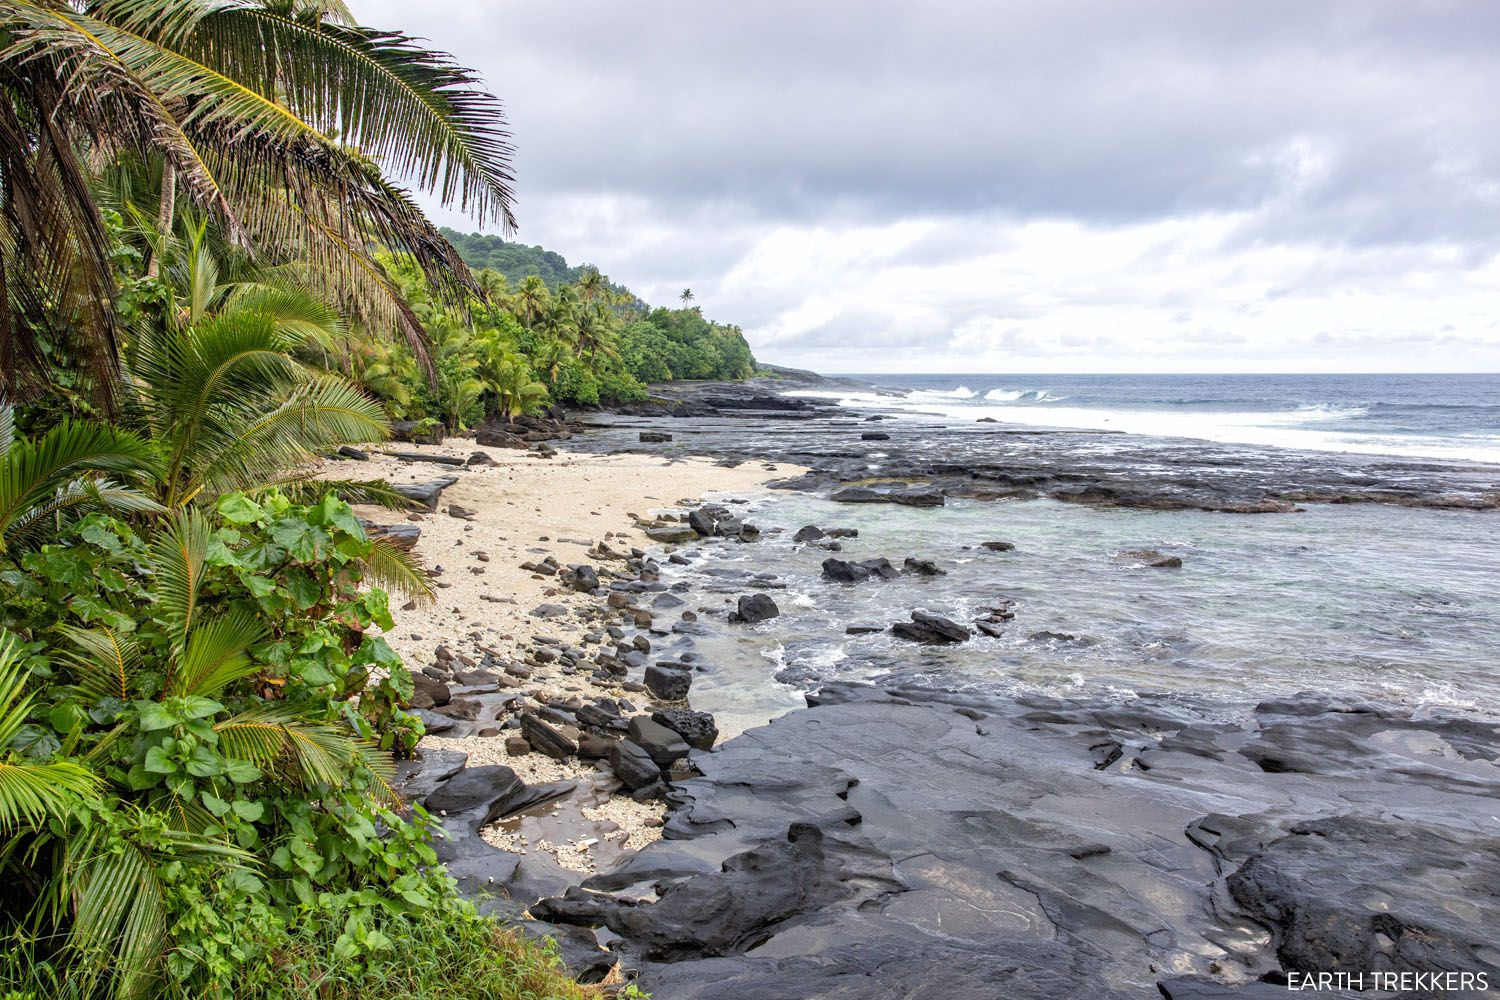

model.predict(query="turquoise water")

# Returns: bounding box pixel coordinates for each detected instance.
[664,492,1500,731]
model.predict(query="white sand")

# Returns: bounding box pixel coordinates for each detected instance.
[316,438,803,868]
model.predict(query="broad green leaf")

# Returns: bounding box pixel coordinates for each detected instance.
[143,746,177,774]
[217,494,266,525]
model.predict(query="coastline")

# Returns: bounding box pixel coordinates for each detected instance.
[361,390,1500,998]
[318,440,806,877]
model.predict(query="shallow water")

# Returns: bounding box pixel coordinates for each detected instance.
[663,492,1500,728]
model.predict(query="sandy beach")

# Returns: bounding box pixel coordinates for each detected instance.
[317,439,802,873]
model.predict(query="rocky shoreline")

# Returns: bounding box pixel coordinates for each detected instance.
[572,369,1500,513]
[374,387,1500,999]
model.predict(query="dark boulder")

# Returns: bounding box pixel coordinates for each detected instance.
[1121,549,1183,568]
[608,740,661,790]
[409,673,450,708]
[520,713,579,760]
[792,525,825,543]
[891,486,945,508]
[566,564,600,593]
[891,611,972,644]
[639,431,674,443]
[902,557,946,576]
[652,708,719,751]
[828,486,886,503]
[423,764,569,825]
[645,524,698,544]
[861,431,891,441]
[645,663,692,701]
[628,716,691,768]
[729,593,780,624]
[981,540,1017,552]
[821,557,900,583]
[392,476,459,512]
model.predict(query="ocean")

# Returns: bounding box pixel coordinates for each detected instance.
[580,371,1500,732]
[809,372,1500,464]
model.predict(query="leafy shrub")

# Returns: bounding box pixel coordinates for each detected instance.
[550,358,600,406]
[0,492,497,997]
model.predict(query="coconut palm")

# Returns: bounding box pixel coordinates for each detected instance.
[512,275,550,330]
[576,268,606,304]
[0,0,517,407]
[573,303,619,363]
[679,288,694,305]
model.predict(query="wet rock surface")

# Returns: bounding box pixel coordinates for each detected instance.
[522,683,1500,998]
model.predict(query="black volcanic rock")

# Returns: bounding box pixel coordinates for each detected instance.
[644,663,692,701]
[890,611,971,643]
[821,557,900,583]
[652,708,719,750]
[1226,816,1500,981]
[729,593,780,624]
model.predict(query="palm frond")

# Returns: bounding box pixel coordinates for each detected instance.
[56,624,142,704]
[0,634,100,833]
[170,609,266,698]
[214,706,370,791]
[361,535,433,603]
[147,508,213,649]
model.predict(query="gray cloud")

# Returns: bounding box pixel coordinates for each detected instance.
[356,0,1500,372]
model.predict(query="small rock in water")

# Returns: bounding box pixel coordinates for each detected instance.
[981,540,1016,552]
[902,557,946,576]
[728,593,780,624]
[846,624,884,635]
[890,611,972,644]
[1120,549,1183,568]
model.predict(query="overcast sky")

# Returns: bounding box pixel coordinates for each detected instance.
[358,1,1500,373]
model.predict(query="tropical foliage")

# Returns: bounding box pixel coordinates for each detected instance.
[0,492,600,998]
[0,0,515,408]
[346,234,757,430]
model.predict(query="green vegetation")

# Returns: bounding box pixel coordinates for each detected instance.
[355,232,759,427]
[0,1,631,997]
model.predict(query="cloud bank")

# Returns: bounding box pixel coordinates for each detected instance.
[358,0,1500,372]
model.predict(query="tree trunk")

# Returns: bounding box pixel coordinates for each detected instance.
[146,162,176,278]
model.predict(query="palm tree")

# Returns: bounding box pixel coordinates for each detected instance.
[6,508,397,997]
[512,275,550,330]
[573,303,619,363]
[576,268,606,304]
[0,0,517,407]
[127,304,389,509]
[679,288,694,306]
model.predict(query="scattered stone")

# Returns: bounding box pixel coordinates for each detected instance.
[505,737,531,756]
[651,708,718,751]
[728,593,780,624]
[891,611,972,644]
[639,431,674,443]
[644,663,692,701]
[1121,549,1183,568]
[861,431,891,441]
[520,713,579,760]
[981,540,1016,552]
[627,717,691,768]
[821,557,900,583]
[607,740,660,790]
[902,557,946,576]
